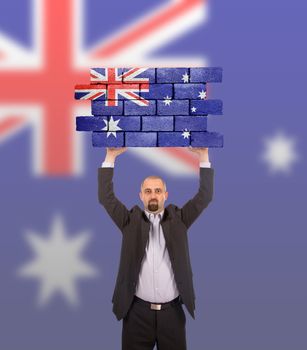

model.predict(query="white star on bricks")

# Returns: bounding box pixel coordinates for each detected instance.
[102,116,122,137]
[261,130,299,174]
[17,215,98,307]
[181,128,191,139]
[198,90,207,99]
[182,72,190,83]
[163,96,172,106]
[191,106,197,113]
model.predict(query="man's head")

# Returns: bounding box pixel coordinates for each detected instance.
[139,176,168,213]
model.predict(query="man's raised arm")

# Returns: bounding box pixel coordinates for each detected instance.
[180,147,214,229]
[98,147,129,231]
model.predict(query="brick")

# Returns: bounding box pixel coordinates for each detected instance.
[113,116,141,131]
[105,84,141,100]
[92,132,124,147]
[190,99,223,115]
[92,101,124,115]
[190,67,223,83]
[122,68,156,83]
[142,116,173,131]
[74,84,107,101]
[157,100,189,116]
[125,100,156,115]
[174,116,207,131]
[158,132,191,147]
[90,68,124,84]
[140,84,173,99]
[190,132,224,147]
[76,116,108,131]
[157,68,190,83]
[174,83,206,99]
[125,132,157,146]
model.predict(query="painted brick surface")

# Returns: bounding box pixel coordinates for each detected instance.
[174,116,207,131]
[142,116,173,131]
[125,132,157,147]
[76,116,108,131]
[158,132,190,147]
[122,68,156,83]
[92,132,124,147]
[157,100,189,116]
[190,99,223,115]
[75,67,224,147]
[139,84,173,99]
[92,101,123,115]
[125,100,156,115]
[190,132,224,147]
[157,68,190,83]
[174,84,206,99]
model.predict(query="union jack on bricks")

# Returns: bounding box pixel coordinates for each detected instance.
[75,67,224,148]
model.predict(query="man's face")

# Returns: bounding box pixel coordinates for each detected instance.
[139,178,168,213]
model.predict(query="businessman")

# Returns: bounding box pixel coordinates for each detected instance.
[98,147,214,350]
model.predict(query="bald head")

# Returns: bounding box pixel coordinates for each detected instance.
[140,176,167,192]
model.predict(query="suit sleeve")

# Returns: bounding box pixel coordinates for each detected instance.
[98,167,130,232]
[180,167,214,229]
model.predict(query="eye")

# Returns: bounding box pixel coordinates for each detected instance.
[145,189,151,194]
[155,189,162,194]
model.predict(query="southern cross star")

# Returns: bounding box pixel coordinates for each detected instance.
[102,116,122,137]
[181,128,191,139]
[261,130,299,174]
[198,90,207,99]
[163,96,172,106]
[182,72,190,83]
[17,215,98,307]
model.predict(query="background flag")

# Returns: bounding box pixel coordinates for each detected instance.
[0,1,306,349]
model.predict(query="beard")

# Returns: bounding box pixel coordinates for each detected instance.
[148,200,159,212]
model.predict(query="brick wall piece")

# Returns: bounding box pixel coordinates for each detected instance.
[190,67,223,83]
[139,84,173,99]
[125,100,156,115]
[90,68,124,84]
[122,68,156,83]
[142,116,174,131]
[174,116,207,131]
[74,84,107,100]
[174,83,206,99]
[114,116,141,131]
[190,99,223,115]
[158,132,191,147]
[105,84,141,100]
[92,132,124,147]
[157,68,190,83]
[125,132,157,147]
[157,100,189,116]
[191,132,224,147]
[92,101,124,115]
[76,116,108,131]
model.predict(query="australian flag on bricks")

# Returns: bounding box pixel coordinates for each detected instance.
[75,67,224,147]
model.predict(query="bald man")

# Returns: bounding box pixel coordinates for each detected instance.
[98,147,214,350]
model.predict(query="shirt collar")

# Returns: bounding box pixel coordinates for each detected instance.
[144,209,164,220]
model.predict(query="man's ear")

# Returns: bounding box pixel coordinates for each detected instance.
[139,192,143,201]
[164,191,169,201]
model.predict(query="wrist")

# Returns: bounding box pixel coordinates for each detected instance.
[199,155,209,162]
[104,155,116,163]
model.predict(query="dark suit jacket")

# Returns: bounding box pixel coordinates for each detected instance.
[98,167,214,320]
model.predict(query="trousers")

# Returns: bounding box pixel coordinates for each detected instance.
[122,296,187,350]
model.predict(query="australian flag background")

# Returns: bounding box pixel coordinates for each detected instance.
[0,1,306,349]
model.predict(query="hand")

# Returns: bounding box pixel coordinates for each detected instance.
[104,147,127,163]
[188,147,209,162]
